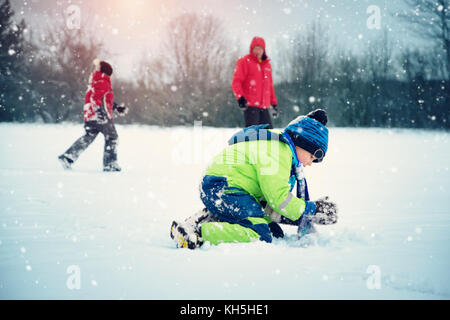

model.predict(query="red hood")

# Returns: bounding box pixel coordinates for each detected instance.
[249,36,266,54]
[249,36,268,61]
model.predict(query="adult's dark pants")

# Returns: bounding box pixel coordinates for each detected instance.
[244,106,273,129]
[62,120,118,168]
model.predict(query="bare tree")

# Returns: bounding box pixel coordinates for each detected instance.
[364,28,394,81]
[137,13,240,126]
[363,28,395,126]
[280,21,331,86]
[329,50,368,126]
[29,18,104,122]
[275,21,332,124]
[399,0,450,79]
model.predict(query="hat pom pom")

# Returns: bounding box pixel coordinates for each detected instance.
[93,58,101,67]
[307,109,328,126]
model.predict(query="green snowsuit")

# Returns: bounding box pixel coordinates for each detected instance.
[200,136,308,245]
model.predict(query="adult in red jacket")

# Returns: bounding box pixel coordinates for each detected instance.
[232,36,278,128]
[58,59,128,172]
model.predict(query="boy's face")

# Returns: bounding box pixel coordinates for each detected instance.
[295,146,316,167]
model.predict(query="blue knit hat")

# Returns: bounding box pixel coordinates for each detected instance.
[284,109,329,163]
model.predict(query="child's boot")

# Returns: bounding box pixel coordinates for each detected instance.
[170,208,214,249]
[103,162,122,172]
[58,154,74,170]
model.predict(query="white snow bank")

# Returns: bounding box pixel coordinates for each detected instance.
[0,123,449,299]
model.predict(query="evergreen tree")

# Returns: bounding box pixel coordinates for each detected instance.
[0,0,29,121]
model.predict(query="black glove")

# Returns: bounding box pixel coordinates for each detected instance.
[268,221,284,239]
[237,96,248,110]
[271,105,279,119]
[113,102,128,116]
[311,196,338,225]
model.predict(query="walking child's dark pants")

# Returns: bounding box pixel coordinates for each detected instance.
[63,120,118,168]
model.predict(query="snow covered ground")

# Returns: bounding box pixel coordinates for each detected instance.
[0,123,449,299]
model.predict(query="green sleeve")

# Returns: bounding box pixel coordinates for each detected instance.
[255,141,306,222]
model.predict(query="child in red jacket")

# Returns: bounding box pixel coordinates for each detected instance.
[58,59,128,172]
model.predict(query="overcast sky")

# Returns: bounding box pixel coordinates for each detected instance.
[10,0,426,79]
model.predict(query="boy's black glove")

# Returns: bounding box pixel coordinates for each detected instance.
[113,102,129,116]
[237,96,248,110]
[311,196,338,225]
[271,105,279,119]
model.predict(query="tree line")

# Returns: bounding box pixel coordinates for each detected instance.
[0,0,448,129]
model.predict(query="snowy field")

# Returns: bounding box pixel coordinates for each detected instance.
[0,123,449,300]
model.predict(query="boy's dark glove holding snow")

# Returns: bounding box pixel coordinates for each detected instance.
[307,196,338,225]
[113,102,129,116]
[266,196,338,225]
